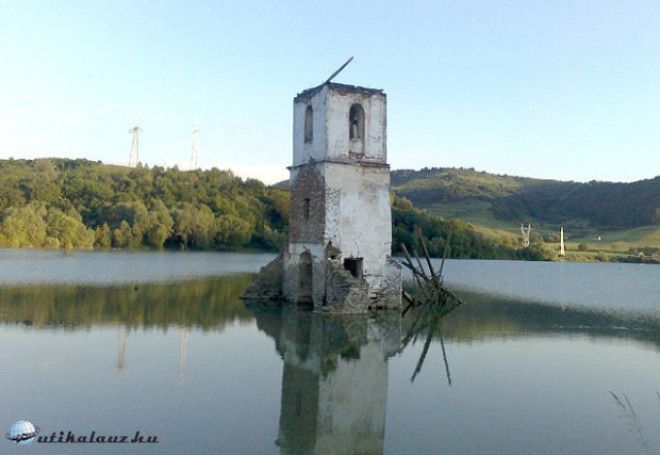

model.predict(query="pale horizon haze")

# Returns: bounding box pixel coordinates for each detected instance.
[1,1,660,184]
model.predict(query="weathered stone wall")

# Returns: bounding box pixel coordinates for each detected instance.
[288,164,326,244]
[285,162,326,306]
[242,253,284,301]
[282,159,400,310]
[377,260,403,309]
[322,258,369,312]
[281,250,401,313]
[326,88,386,163]
[293,85,328,166]
[282,244,325,307]
[324,162,394,301]
[293,84,387,167]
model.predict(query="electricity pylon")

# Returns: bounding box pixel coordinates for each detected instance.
[128,124,142,168]
[190,120,200,170]
[520,224,531,247]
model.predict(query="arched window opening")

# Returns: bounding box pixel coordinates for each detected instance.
[304,105,313,143]
[349,104,365,140]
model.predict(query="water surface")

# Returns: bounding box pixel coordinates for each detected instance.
[0,250,658,454]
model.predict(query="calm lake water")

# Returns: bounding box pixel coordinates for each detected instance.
[0,249,658,454]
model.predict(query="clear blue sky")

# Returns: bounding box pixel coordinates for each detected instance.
[1,0,659,183]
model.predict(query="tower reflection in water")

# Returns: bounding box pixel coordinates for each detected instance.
[250,307,401,455]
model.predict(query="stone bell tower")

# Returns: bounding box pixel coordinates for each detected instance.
[281,81,402,311]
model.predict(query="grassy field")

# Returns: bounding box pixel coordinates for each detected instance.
[545,243,627,262]
[392,167,658,260]
[424,200,521,235]
[556,227,659,261]
[568,225,659,246]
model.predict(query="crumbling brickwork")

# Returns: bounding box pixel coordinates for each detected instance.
[288,165,326,244]
[242,252,283,301]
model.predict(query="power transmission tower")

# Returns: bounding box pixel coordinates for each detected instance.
[128,124,142,168]
[190,120,200,170]
[520,224,531,248]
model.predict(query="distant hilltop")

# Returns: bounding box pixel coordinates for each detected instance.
[390,167,659,229]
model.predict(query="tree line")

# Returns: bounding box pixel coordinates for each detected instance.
[391,197,555,261]
[0,158,288,250]
[0,158,555,260]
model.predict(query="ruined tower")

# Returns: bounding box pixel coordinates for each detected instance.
[281,82,402,311]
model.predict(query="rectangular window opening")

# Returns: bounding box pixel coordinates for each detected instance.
[303,198,310,221]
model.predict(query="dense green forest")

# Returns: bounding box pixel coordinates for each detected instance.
[0,158,558,260]
[0,158,289,251]
[392,167,660,228]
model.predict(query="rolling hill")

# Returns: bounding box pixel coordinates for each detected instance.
[391,167,659,247]
[392,168,660,229]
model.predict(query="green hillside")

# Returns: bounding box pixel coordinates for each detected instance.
[391,167,660,253]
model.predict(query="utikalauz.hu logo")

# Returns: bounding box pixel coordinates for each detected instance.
[6,420,159,445]
[5,421,39,445]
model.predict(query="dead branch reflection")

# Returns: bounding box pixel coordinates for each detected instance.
[401,290,462,384]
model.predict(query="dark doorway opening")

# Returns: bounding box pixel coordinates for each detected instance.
[343,258,363,279]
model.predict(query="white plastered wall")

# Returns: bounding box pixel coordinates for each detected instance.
[323,162,392,294]
[293,86,328,166]
[325,89,386,162]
